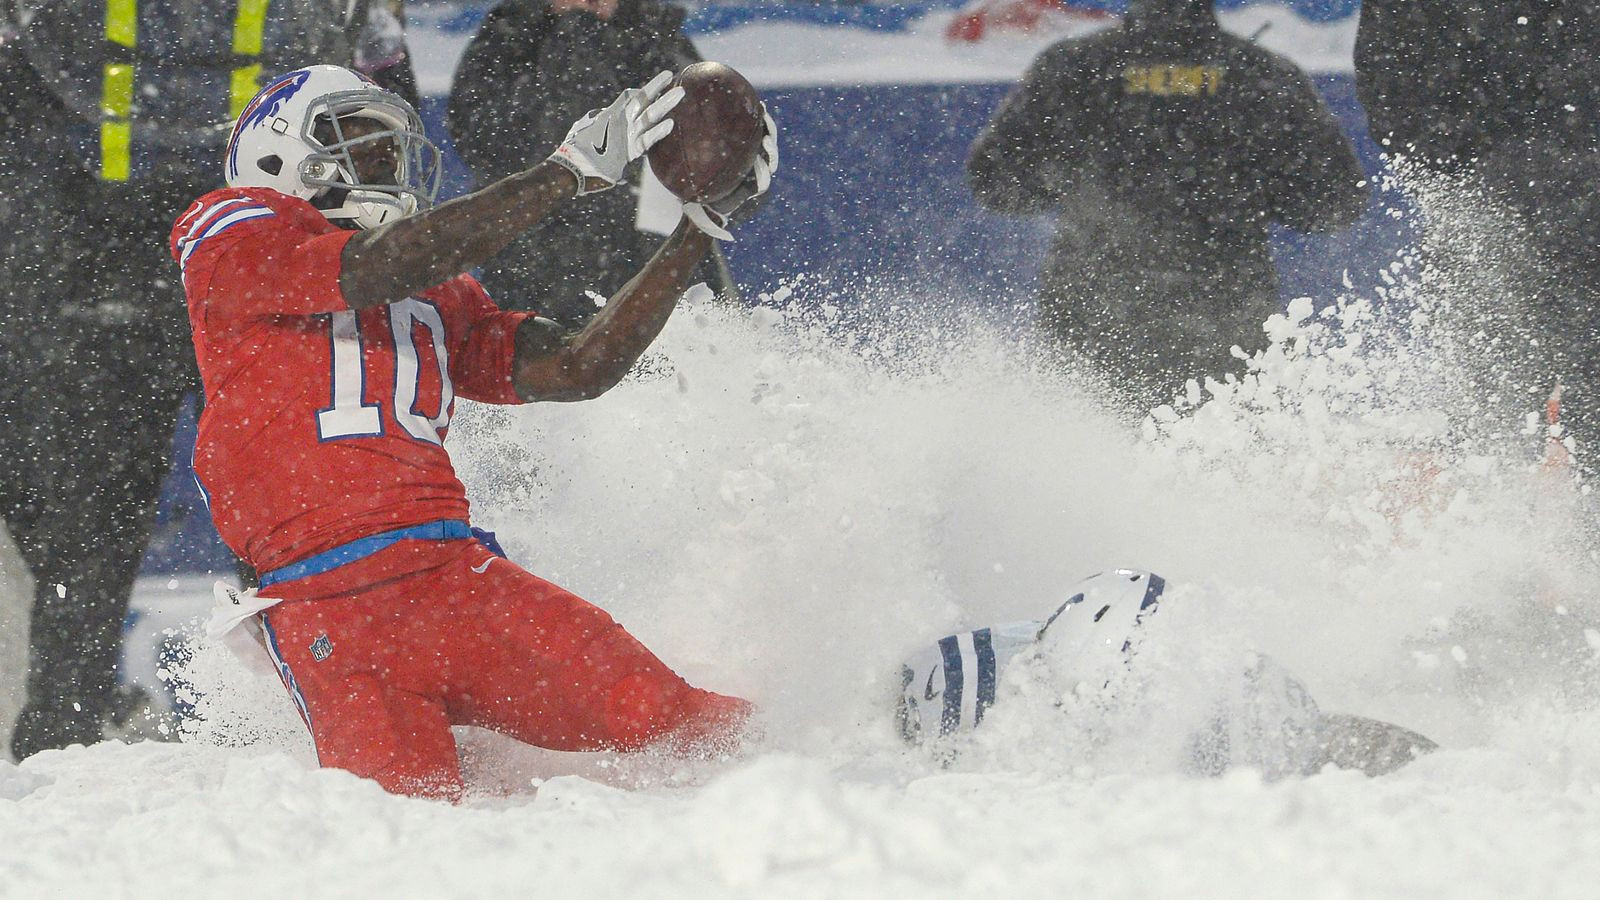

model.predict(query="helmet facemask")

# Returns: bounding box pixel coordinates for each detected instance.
[300,89,441,230]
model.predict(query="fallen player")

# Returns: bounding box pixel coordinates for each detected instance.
[896,569,1437,777]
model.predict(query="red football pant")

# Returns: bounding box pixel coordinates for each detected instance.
[257,538,750,800]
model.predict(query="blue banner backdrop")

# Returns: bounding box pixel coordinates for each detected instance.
[422,0,1365,36]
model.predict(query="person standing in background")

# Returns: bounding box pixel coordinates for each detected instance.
[1356,1,1600,462]
[967,0,1365,416]
[0,0,415,761]
[448,0,735,326]
[356,0,421,109]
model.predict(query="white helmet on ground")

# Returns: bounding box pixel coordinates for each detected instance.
[224,65,441,229]
[894,569,1170,745]
[1036,568,1167,677]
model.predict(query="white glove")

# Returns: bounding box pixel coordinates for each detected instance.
[683,103,779,241]
[549,70,683,196]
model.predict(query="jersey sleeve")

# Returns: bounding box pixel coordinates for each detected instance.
[174,194,357,318]
[440,276,534,404]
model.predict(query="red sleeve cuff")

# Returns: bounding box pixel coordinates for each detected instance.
[455,310,534,404]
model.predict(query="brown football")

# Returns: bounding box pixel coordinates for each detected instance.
[647,62,764,203]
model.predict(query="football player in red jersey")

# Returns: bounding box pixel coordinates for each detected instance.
[174,65,778,800]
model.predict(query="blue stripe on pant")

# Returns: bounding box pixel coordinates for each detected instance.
[260,612,314,735]
[938,635,963,736]
[973,628,997,725]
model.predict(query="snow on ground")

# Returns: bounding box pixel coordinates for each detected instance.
[6,273,1600,896]
[7,739,1600,897]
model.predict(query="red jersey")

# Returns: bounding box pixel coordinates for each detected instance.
[172,187,532,573]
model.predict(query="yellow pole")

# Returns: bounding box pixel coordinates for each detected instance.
[229,0,272,118]
[99,0,137,181]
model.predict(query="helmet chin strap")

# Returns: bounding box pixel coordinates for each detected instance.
[320,190,417,230]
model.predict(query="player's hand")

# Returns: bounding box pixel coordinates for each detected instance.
[548,71,683,196]
[683,103,779,241]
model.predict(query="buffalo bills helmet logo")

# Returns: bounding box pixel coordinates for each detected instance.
[226,70,313,180]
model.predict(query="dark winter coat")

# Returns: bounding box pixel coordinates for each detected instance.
[448,0,703,324]
[0,0,415,328]
[1355,0,1600,444]
[5,0,401,186]
[967,0,1365,407]
[1356,0,1600,175]
[1354,1,1600,304]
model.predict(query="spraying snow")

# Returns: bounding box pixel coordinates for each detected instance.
[6,267,1600,895]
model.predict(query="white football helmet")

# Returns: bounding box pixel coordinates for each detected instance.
[1036,568,1168,679]
[224,65,441,229]
[893,569,1170,745]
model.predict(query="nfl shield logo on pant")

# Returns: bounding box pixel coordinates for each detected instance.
[310,634,333,662]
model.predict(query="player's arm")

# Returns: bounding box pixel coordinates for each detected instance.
[340,161,577,310]
[511,218,710,401]
[340,72,684,311]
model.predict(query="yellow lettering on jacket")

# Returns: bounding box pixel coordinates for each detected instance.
[1122,64,1225,97]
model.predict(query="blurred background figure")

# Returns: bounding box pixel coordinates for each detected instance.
[1356,1,1600,460]
[0,0,416,760]
[449,0,735,327]
[967,0,1366,415]
[358,0,422,108]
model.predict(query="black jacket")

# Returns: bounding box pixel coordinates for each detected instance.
[1356,0,1600,175]
[3,0,406,186]
[448,0,702,322]
[0,0,413,353]
[969,5,1364,296]
[1355,0,1600,432]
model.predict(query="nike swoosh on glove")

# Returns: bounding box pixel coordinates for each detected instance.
[683,103,779,241]
[550,70,684,196]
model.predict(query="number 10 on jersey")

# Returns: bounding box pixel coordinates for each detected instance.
[316,299,455,445]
